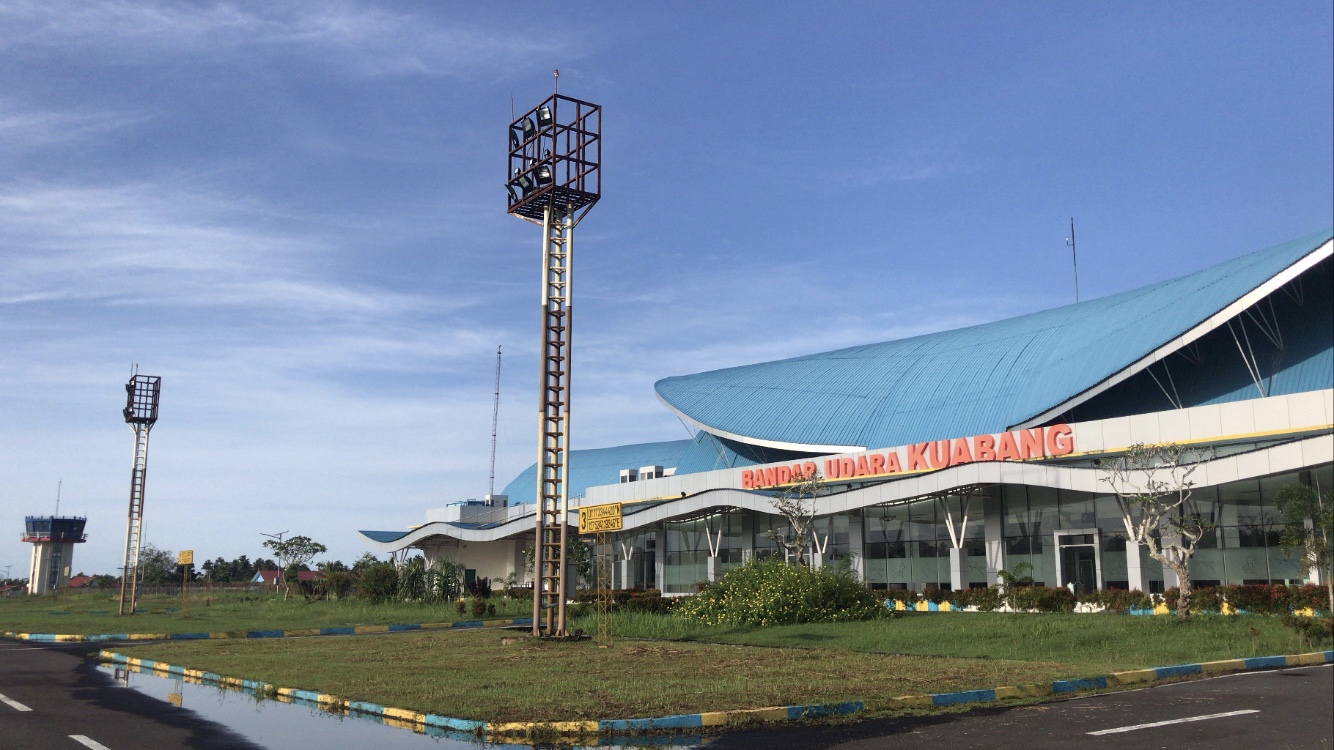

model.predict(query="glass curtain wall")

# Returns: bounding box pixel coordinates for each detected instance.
[861,499,982,591]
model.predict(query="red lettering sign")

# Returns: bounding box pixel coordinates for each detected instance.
[885,450,902,473]
[1047,424,1074,456]
[907,443,929,470]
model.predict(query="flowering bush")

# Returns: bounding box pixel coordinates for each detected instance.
[676,558,887,627]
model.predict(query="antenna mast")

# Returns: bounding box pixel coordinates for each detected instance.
[1066,217,1080,303]
[489,345,502,497]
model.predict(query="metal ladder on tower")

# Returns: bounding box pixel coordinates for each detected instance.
[118,426,151,616]
[533,204,573,636]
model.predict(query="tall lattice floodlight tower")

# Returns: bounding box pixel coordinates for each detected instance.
[119,372,161,616]
[21,515,87,595]
[506,75,601,637]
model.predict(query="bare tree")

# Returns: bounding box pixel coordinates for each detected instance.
[1101,443,1212,620]
[764,470,822,565]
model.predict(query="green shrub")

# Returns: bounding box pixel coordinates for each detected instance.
[358,563,399,604]
[469,598,487,618]
[1289,584,1331,615]
[948,587,1001,612]
[676,558,887,627]
[1011,586,1076,613]
[881,588,918,606]
[1280,613,1334,649]
[1079,588,1152,613]
[318,571,355,601]
[1164,586,1224,615]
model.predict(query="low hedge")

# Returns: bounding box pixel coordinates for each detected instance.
[1165,583,1330,615]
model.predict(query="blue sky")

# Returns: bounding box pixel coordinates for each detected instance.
[2,2,1331,577]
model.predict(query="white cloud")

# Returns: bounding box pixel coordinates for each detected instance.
[0,1,574,79]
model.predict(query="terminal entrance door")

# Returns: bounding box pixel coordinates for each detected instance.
[1055,530,1102,594]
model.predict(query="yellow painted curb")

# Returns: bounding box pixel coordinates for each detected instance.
[1288,652,1326,666]
[1107,669,1156,686]
[995,683,1054,698]
[488,720,598,735]
[1200,659,1245,674]
[382,706,425,724]
[700,706,788,726]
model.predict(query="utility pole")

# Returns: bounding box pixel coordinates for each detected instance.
[1066,217,1080,303]
[489,345,502,498]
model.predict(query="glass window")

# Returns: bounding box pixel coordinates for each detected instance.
[1059,490,1097,530]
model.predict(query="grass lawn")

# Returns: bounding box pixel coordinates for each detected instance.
[593,611,1322,675]
[112,628,1081,723]
[107,610,1331,724]
[0,590,531,636]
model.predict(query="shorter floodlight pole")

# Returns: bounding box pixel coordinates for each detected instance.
[119,371,161,616]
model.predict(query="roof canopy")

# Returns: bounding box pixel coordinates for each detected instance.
[656,229,1333,452]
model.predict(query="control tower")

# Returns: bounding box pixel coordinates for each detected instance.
[21,516,88,595]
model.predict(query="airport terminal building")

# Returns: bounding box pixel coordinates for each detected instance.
[360,229,1333,595]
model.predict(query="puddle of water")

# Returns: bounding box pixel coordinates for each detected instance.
[97,662,709,749]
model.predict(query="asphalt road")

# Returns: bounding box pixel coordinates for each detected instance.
[0,640,261,750]
[705,663,1334,750]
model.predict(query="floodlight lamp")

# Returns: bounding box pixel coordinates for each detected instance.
[510,128,521,149]
[515,173,535,193]
[535,164,552,186]
[521,117,537,141]
[507,184,519,202]
[536,106,553,128]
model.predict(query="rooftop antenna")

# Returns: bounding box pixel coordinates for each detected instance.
[55,479,62,516]
[489,345,502,497]
[1065,217,1080,303]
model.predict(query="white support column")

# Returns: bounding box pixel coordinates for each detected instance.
[1125,541,1146,592]
[704,522,723,583]
[619,540,635,589]
[654,528,666,591]
[984,492,1004,587]
[949,548,964,592]
[848,512,865,581]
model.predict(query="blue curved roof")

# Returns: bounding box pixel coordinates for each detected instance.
[500,438,695,503]
[656,229,1333,451]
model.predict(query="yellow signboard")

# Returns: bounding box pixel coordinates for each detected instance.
[578,503,623,534]
[178,550,193,566]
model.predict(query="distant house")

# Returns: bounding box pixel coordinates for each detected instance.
[252,569,324,586]
[0,584,24,597]
[66,575,93,589]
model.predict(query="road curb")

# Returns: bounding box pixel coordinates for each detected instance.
[92,647,1333,739]
[1,617,532,644]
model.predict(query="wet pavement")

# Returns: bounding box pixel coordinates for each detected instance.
[95,660,710,749]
